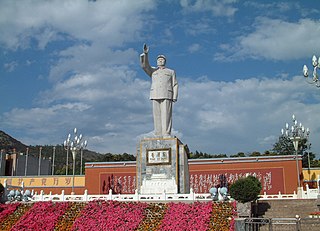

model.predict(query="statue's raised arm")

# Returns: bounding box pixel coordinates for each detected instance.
[140,43,152,76]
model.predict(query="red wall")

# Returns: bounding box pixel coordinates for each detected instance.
[85,162,136,195]
[85,155,301,195]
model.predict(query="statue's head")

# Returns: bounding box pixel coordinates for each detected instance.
[157,54,166,67]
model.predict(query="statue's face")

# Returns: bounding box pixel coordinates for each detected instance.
[157,57,166,67]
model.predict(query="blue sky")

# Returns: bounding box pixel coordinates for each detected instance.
[1,0,320,157]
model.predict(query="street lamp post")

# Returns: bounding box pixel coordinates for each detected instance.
[52,146,56,175]
[80,140,87,175]
[38,146,42,176]
[24,147,29,176]
[64,134,71,175]
[303,55,320,88]
[281,114,310,190]
[64,128,87,194]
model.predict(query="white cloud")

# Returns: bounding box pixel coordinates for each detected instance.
[41,65,148,104]
[4,61,18,72]
[174,75,320,155]
[0,0,155,50]
[2,0,320,159]
[180,0,238,17]
[188,43,201,53]
[216,18,320,61]
[185,20,216,36]
[0,0,158,153]
[2,74,320,156]
[244,2,298,13]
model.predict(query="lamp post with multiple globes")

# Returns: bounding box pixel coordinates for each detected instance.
[63,128,87,194]
[303,55,320,88]
[281,114,310,190]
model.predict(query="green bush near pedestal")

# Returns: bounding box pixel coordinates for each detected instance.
[230,176,262,203]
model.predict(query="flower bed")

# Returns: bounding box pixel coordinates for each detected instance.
[54,202,87,231]
[209,201,236,231]
[72,200,147,231]
[0,200,237,230]
[160,202,213,231]
[0,203,33,231]
[136,203,168,231]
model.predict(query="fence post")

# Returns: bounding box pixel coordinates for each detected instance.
[108,189,112,200]
[134,189,139,201]
[306,184,310,198]
[61,190,65,201]
[162,190,166,201]
[190,188,194,201]
[84,189,88,201]
[40,190,44,201]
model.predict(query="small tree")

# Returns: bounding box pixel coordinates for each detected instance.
[230,152,246,158]
[230,176,262,203]
[272,136,295,155]
[272,136,309,156]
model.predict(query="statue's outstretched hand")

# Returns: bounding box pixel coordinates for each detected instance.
[143,43,149,54]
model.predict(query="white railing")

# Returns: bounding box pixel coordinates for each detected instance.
[302,184,319,199]
[258,185,319,200]
[31,189,213,202]
[258,191,298,200]
[26,185,320,202]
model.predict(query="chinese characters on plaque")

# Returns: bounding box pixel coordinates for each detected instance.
[147,148,171,165]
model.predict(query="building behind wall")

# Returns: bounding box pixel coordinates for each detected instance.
[0,150,51,176]
[16,154,51,176]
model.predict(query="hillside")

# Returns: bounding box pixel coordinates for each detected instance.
[0,130,27,153]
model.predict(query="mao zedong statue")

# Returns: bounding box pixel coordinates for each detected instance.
[140,44,178,137]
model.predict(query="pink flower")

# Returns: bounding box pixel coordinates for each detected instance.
[72,200,147,231]
[11,201,69,230]
[160,202,213,231]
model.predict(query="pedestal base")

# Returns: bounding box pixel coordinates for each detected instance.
[140,174,178,194]
[136,137,189,194]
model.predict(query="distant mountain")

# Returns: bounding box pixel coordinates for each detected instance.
[0,130,27,153]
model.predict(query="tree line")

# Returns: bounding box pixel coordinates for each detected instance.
[189,135,320,168]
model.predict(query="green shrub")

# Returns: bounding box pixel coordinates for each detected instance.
[229,175,262,203]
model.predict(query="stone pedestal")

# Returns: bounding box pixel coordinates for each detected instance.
[136,137,190,194]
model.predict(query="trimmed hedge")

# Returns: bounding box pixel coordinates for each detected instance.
[229,175,262,203]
